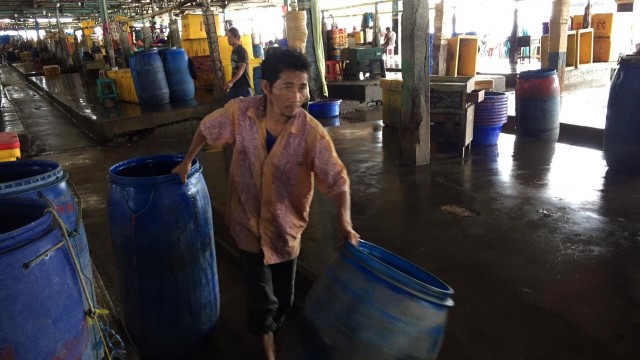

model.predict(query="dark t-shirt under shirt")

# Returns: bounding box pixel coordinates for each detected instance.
[231,45,251,90]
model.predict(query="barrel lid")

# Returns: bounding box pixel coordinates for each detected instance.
[0,132,19,150]
[619,55,640,65]
[518,68,557,80]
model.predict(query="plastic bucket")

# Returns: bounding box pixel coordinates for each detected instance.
[0,198,93,359]
[280,240,454,360]
[516,69,560,142]
[308,99,342,118]
[474,92,508,126]
[604,55,640,173]
[473,124,504,146]
[108,154,220,359]
[130,49,170,105]
[159,48,195,102]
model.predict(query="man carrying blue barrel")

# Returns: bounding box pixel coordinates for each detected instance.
[173,48,359,360]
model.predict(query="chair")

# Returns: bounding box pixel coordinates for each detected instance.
[368,58,386,79]
[325,60,343,81]
[517,35,531,63]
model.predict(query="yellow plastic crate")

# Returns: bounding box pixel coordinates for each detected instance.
[0,148,20,161]
[43,65,60,76]
[182,14,206,40]
[81,20,95,36]
[380,78,403,127]
[592,13,614,37]
[182,38,210,57]
[108,69,138,103]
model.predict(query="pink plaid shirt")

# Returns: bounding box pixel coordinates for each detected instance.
[200,96,350,265]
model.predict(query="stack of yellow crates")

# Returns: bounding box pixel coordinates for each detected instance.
[181,14,225,57]
[0,132,20,162]
[107,69,139,103]
[592,13,633,62]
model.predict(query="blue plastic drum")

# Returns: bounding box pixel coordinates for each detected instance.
[0,198,93,359]
[108,154,220,359]
[160,48,195,102]
[280,240,454,360]
[130,49,170,105]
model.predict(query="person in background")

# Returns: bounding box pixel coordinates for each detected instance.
[224,27,253,100]
[382,26,396,58]
[172,48,359,360]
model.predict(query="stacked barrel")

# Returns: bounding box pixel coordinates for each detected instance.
[327,28,348,60]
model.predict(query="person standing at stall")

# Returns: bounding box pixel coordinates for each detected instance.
[224,27,252,99]
[172,48,359,360]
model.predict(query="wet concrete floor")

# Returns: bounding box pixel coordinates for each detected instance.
[2,63,640,359]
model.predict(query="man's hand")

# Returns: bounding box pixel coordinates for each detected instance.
[224,81,234,90]
[171,159,192,184]
[339,224,360,247]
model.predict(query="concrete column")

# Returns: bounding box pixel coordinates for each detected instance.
[549,0,571,89]
[392,0,399,55]
[400,0,430,166]
[98,0,116,68]
[509,5,518,66]
[432,0,449,75]
[202,0,225,100]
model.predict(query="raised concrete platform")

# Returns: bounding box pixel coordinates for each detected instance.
[25,72,223,143]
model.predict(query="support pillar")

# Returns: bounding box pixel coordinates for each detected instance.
[98,0,115,69]
[392,0,399,55]
[509,5,518,66]
[432,0,449,75]
[400,0,430,166]
[202,0,225,100]
[549,0,571,89]
[303,0,325,99]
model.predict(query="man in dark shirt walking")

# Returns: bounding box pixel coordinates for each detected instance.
[224,27,252,99]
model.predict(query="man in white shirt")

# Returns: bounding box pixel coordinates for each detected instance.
[382,27,396,57]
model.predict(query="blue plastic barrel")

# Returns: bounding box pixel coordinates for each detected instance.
[130,49,170,105]
[0,198,93,359]
[253,65,263,95]
[108,154,220,359]
[516,69,560,142]
[0,160,94,288]
[0,160,102,357]
[280,240,454,360]
[604,55,640,173]
[160,48,195,102]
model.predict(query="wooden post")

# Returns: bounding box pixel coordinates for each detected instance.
[202,0,225,100]
[549,0,571,90]
[432,0,449,75]
[400,0,430,166]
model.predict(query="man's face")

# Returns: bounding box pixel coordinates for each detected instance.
[227,35,239,46]
[263,70,309,118]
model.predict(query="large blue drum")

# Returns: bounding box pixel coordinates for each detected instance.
[108,154,219,359]
[0,160,102,357]
[604,55,640,173]
[160,48,195,102]
[130,49,170,105]
[516,69,560,143]
[0,198,93,359]
[280,240,455,360]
